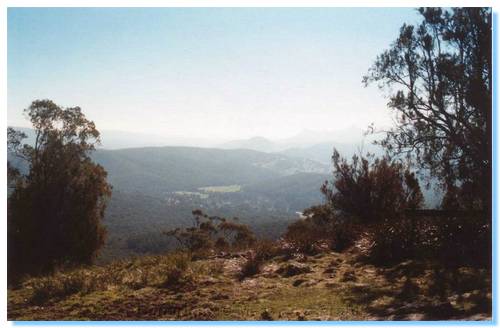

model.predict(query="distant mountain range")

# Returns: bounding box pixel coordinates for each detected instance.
[219,128,372,154]
[220,136,384,164]
[92,146,329,195]
[9,125,382,163]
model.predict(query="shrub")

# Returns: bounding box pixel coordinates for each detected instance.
[317,151,424,262]
[238,240,280,280]
[367,211,491,267]
[284,219,323,255]
[369,218,415,264]
[239,253,263,280]
[284,205,358,255]
[321,150,423,224]
[433,214,491,268]
[253,239,281,261]
[218,220,256,250]
[29,271,88,305]
[214,237,229,250]
[164,210,256,257]
[330,220,358,252]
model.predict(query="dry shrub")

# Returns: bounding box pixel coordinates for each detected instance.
[284,205,358,255]
[369,218,414,264]
[29,271,88,305]
[322,151,423,224]
[253,239,281,261]
[239,254,262,280]
[367,212,491,267]
[25,251,192,304]
[284,219,323,255]
[434,214,490,267]
[330,220,358,252]
[165,210,256,258]
[319,151,425,263]
[239,240,280,280]
[195,260,225,277]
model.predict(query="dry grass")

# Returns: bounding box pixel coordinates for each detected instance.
[24,251,192,305]
[8,245,492,321]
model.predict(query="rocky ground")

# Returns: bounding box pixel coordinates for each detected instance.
[8,242,492,321]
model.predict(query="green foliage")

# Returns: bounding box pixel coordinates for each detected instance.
[7,100,112,282]
[288,151,423,262]
[322,151,423,224]
[7,161,21,190]
[164,210,256,256]
[358,8,491,267]
[364,8,492,211]
[284,205,357,255]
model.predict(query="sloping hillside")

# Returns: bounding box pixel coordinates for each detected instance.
[92,146,328,194]
[243,172,329,211]
[9,145,330,261]
[88,147,330,260]
[8,243,491,321]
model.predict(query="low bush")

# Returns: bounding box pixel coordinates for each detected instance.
[253,239,281,261]
[321,151,424,224]
[164,210,256,257]
[29,271,88,305]
[369,218,415,264]
[330,220,358,252]
[425,214,490,268]
[284,205,358,255]
[239,254,263,280]
[285,218,324,255]
[25,251,192,304]
[368,213,491,267]
[239,240,281,280]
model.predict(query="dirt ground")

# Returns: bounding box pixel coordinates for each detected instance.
[8,242,492,321]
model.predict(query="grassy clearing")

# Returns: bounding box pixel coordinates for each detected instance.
[198,185,241,193]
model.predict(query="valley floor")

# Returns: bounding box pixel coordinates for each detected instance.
[8,243,491,321]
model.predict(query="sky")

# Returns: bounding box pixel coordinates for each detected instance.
[8,8,422,142]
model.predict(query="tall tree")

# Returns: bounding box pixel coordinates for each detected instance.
[8,100,112,281]
[364,8,492,212]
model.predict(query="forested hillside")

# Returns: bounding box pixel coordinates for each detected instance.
[87,147,329,260]
[92,146,328,194]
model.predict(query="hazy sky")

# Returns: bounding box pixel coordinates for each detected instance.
[8,8,421,141]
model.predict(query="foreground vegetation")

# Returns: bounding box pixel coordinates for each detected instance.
[8,238,491,321]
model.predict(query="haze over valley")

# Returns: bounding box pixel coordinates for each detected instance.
[9,126,439,261]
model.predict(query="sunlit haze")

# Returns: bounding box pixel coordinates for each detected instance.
[8,8,421,145]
